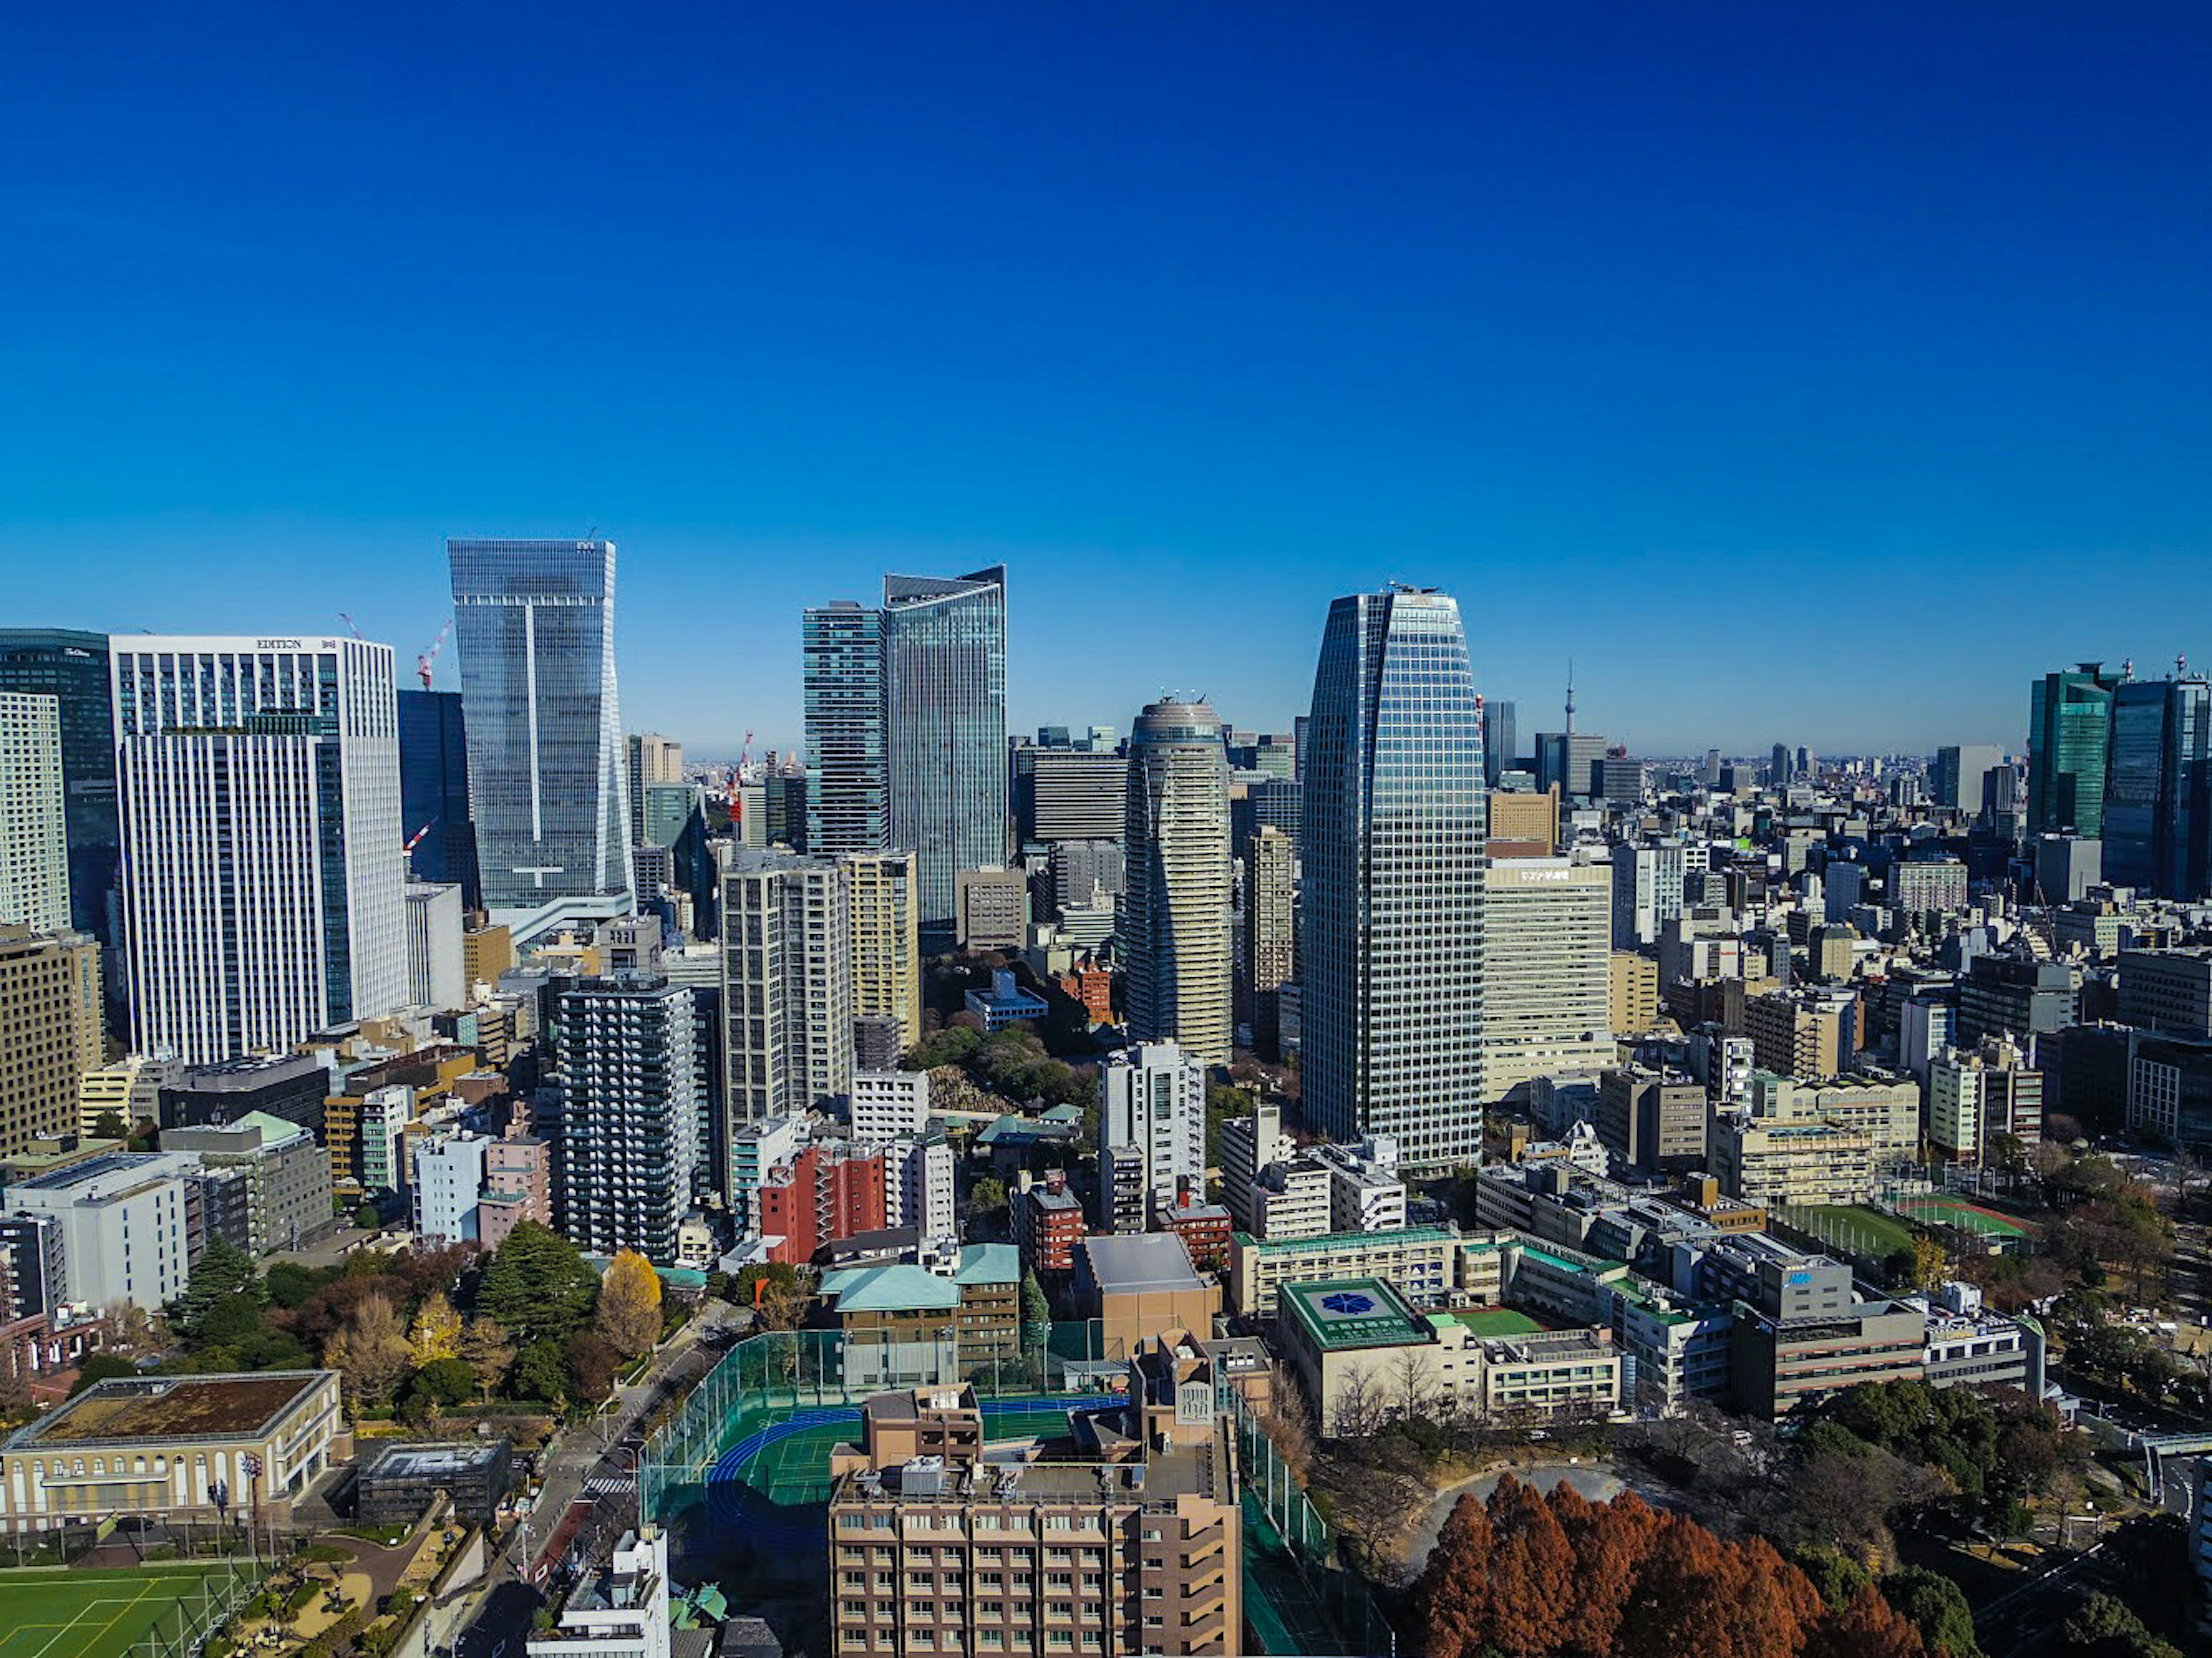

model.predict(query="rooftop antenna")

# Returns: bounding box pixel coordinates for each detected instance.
[1565,658,1576,738]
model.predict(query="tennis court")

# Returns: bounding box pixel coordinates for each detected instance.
[1893,1196,2035,1239]
[0,1566,248,1658]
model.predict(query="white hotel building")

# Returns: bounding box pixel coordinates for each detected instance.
[111,636,406,1066]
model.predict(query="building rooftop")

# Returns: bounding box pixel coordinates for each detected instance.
[1077,1232,1202,1293]
[817,1263,961,1315]
[1280,1278,1429,1352]
[1230,1223,1459,1255]
[10,1371,332,1447]
[362,1440,507,1481]
[953,1243,1021,1287]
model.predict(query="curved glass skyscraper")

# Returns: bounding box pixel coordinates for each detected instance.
[1124,698,1232,1064]
[449,538,632,936]
[1301,587,1487,1167]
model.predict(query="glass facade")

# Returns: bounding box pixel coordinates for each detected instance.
[2103,677,2211,898]
[0,629,118,941]
[1123,699,1232,1063]
[2027,662,2123,838]
[1483,698,1516,788]
[802,601,888,855]
[882,567,1008,943]
[396,689,480,909]
[448,539,632,917]
[1301,588,1487,1167]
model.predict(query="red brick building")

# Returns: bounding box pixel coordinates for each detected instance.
[760,1143,888,1266]
[1014,1167,1087,1274]
[1055,957,1115,1026]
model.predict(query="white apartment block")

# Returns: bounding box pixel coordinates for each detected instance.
[404,880,465,1010]
[112,636,406,1065]
[1252,1161,1332,1240]
[359,1085,413,1194]
[851,1069,930,1143]
[7,1151,198,1311]
[883,1132,956,1240]
[412,1130,489,1245]
[1099,1042,1208,1217]
[0,693,70,933]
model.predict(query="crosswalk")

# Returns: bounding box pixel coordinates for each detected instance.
[582,1471,637,1499]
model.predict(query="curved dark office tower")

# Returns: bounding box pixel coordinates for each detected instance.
[1301,586,1487,1168]
[1123,698,1232,1064]
[882,566,1007,948]
[448,539,634,940]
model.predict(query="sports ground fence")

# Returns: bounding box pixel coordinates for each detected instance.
[641,1321,1397,1656]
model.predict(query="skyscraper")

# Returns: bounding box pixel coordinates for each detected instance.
[0,694,70,934]
[882,566,1008,946]
[802,601,888,856]
[718,849,854,1141]
[2104,674,2211,898]
[1481,852,1613,1101]
[0,629,119,941]
[396,688,480,909]
[625,733,683,848]
[1483,698,1517,788]
[448,538,632,935]
[1241,824,1296,1059]
[1933,743,2004,814]
[1098,1041,1208,1225]
[112,635,407,1065]
[1302,587,1487,1165]
[846,851,922,1058]
[2028,662,2125,838]
[1123,698,1232,1064]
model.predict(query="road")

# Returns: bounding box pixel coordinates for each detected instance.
[451,1312,734,1658]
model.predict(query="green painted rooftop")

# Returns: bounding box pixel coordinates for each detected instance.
[817,1263,960,1314]
[1279,1277,1429,1352]
[953,1243,1021,1285]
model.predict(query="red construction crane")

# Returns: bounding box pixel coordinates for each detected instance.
[417,619,453,690]
[403,822,432,858]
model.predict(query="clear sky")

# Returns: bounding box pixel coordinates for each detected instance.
[5,2,2208,758]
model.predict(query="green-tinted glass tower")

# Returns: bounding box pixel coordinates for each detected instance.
[2027,662,2124,839]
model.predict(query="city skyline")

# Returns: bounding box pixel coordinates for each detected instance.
[7,8,2209,758]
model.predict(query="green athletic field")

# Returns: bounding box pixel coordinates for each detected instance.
[1790,1204,1918,1256]
[0,1566,248,1658]
[1445,1307,1547,1337]
[1892,1195,2035,1239]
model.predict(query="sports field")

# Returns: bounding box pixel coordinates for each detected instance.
[1893,1195,2035,1239]
[0,1566,248,1658]
[1445,1307,1547,1338]
[1790,1204,1918,1256]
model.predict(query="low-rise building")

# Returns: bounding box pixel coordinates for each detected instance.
[161,1111,334,1257]
[1073,1232,1219,1359]
[5,1151,198,1311]
[1709,1114,1878,1207]
[0,1370,346,1530]
[356,1440,514,1528]
[1228,1224,1469,1318]
[528,1526,671,1658]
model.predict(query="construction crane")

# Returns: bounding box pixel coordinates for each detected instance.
[416,619,452,690]
[726,733,754,828]
[403,822,433,859]
[338,612,364,640]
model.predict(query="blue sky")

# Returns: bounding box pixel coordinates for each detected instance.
[5,2,2208,758]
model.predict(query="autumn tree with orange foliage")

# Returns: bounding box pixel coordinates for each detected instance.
[1414,1476,1928,1658]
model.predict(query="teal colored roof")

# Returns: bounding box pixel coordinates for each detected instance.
[233,1110,310,1143]
[976,1114,1024,1145]
[955,1243,1020,1286]
[820,1263,961,1314]
[1040,1103,1084,1124]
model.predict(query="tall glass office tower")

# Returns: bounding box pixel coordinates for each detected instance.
[1482,698,1516,787]
[2028,662,2124,839]
[803,601,889,855]
[1302,586,1487,1167]
[396,689,481,909]
[0,629,119,941]
[1123,699,1232,1064]
[882,566,1007,945]
[2105,675,2211,898]
[448,539,633,934]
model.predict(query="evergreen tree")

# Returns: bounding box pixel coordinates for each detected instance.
[479,1221,599,1345]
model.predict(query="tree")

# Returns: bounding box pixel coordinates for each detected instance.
[409,1292,464,1366]
[1020,1270,1050,1350]
[1481,1476,1577,1656]
[68,1353,141,1396]
[1551,1484,1662,1657]
[594,1251,663,1360]
[264,1261,331,1310]
[970,1175,1008,1217]
[1416,1493,1497,1658]
[2059,1592,2183,1658]
[410,1357,476,1409]
[460,1316,516,1404]
[479,1222,599,1345]
[324,1292,412,1408]
[1883,1567,1981,1658]
[1804,1585,1927,1658]
[93,1110,129,1140]
[563,1331,619,1407]
[513,1340,569,1406]
[172,1239,262,1337]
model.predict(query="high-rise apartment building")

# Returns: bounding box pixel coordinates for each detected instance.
[2103,675,2211,898]
[0,694,70,933]
[1928,1038,2043,1166]
[0,925,103,1158]
[1098,1042,1207,1228]
[1481,854,1613,1103]
[625,733,684,848]
[1303,587,1486,1165]
[883,566,1009,946]
[846,851,922,1058]
[0,629,119,942]
[2028,661,2125,838]
[1123,699,1232,1064]
[719,849,855,1139]
[1241,824,1296,1058]
[448,538,633,936]
[1610,840,1707,949]
[112,635,406,1065]
[544,974,699,1264]
[802,601,889,856]
[396,689,481,910]
[1483,698,1517,787]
